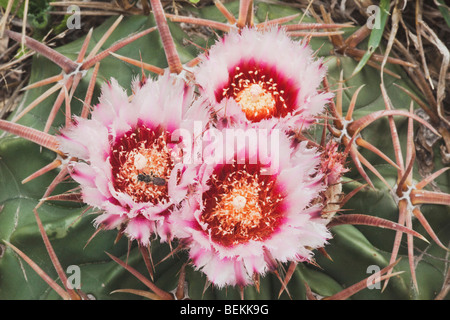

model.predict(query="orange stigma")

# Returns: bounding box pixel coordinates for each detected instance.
[201,163,284,247]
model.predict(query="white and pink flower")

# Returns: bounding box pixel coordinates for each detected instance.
[171,125,331,288]
[57,25,336,288]
[194,27,332,129]
[57,72,209,245]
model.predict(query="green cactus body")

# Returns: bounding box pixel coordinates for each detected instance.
[0,1,448,300]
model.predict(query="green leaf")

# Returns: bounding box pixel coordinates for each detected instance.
[352,0,390,76]
[0,0,24,18]
[436,0,450,28]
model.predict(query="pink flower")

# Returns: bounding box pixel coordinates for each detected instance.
[58,72,209,245]
[194,27,332,129]
[171,125,331,288]
[319,141,348,187]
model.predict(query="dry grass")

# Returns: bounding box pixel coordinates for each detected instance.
[1,0,448,141]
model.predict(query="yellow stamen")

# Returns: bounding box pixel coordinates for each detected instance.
[235,83,276,120]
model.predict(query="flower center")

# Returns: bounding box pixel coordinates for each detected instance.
[235,83,276,120]
[218,62,297,122]
[110,125,177,204]
[201,163,284,247]
[232,195,247,211]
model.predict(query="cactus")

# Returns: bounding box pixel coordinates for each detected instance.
[0,0,448,300]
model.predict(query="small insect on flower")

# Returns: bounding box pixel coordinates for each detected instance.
[136,172,167,186]
[57,72,210,245]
